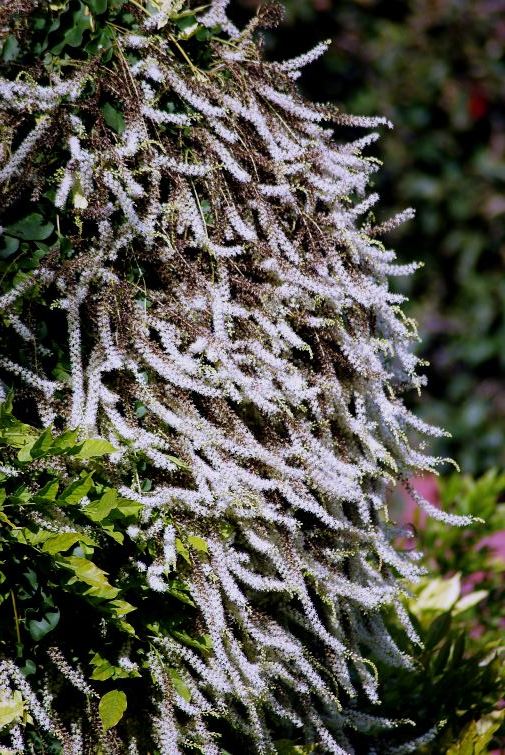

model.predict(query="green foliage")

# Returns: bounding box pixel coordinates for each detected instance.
[98,689,127,731]
[0,397,207,749]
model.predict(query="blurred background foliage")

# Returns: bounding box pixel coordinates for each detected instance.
[233,0,505,474]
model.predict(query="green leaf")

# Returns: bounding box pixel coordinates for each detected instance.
[166,454,190,471]
[425,612,452,650]
[99,690,127,731]
[28,608,60,641]
[59,473,94,505]
[453,590,488,615]
[411,574,461,616]
[60,5,92,48]
[168,668,191,702]
[0,691,24,728]
[71,438,117,459]
[171,630,212,654]
[166,578,195,607]
[84,0,107,13]
[42,532,91,555]
[102,102,125,135]
[1,36,20,63]
[17,439,37,463]
[83,488,117,522]
[187,535,208,554]
[447,709,505,755]
[0,236,19,259]
[28,426,54,459]
[109,598,136,617]
[60,556,118,599]
[275,742,316,755]
[50,428,80,454]
[0,416,37,449]
[175,15,198,39]
[175,538,191,564]
[90,653,116,681]
[7,213,53,241]
[33,479,59,502]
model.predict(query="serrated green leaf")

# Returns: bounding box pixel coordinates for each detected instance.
[33,479,59,502]
[90,654,116,681]
[99,690,127,731]
[0,418,37,449]
[28,426,54,459]
[109,598,136,617]
[50,428,80,454]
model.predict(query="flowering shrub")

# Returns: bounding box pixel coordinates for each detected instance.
[0,0,481,751]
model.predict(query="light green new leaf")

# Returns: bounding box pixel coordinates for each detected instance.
[453,590,488,615]
[99,690,127,731]
[447,709,505,755]
[42,532,94,555]
[0,690,24,728]
[60,556,118,599]
[59,473,94,505]
[71,439,117,459]
[33,479,59,502]
[187,535,208,554]
[410,574,461,617]
[84,488,117,522]
[168,668,192,702]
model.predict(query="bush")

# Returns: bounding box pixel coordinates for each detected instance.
[0,0,499,752]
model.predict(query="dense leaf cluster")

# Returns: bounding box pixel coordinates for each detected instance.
[0,396,209,751]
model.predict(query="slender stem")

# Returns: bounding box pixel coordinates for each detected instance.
[10,590,21,646]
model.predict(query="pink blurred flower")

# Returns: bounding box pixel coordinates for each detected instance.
[477,531,505,561]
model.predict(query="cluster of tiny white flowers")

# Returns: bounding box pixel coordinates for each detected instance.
[0,0,469,751]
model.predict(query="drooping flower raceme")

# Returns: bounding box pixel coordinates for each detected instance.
[0,1,469,751]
